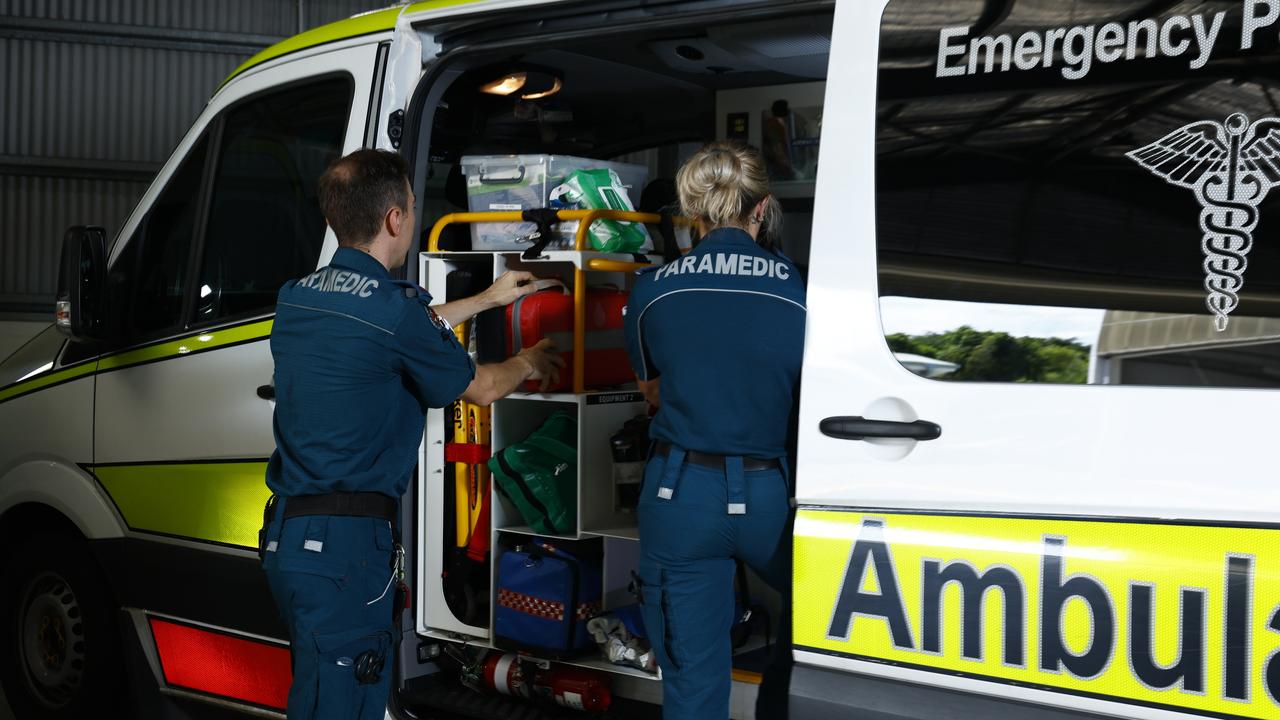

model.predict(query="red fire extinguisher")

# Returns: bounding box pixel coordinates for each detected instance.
[483,652,532,700]
[482,652,612,712]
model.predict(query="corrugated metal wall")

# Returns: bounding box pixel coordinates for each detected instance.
[0,0,385,316]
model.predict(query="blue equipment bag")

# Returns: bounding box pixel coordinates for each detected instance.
[495,538,602,658]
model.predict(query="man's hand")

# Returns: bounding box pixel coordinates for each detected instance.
[435,271,541,328]
[462,339,566,405]
[481,271,539,308]
[515,339,566,392]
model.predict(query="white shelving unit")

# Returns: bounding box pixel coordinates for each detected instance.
[416,249,658,683]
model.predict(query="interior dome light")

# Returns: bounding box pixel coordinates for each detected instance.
[480,72,527,96]
[521,76,562,100]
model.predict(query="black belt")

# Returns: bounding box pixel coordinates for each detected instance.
[654,441,781,472]
[282,491,397,522]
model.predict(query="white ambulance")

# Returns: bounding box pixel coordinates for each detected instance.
[3,0,1280,718]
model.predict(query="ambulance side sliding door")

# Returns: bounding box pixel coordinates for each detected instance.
[795,1,1280,719]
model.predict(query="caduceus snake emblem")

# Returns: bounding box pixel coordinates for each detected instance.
[1128,113,1280,331]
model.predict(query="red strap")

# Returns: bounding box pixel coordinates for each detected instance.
[445,443,491,465]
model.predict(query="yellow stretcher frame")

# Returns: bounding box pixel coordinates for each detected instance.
[427,210,679,393]
[451,317,488,548]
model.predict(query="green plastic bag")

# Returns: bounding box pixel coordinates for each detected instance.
[549,168,651,253]
[488,412,577,535]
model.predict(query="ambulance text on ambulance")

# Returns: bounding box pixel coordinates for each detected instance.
[935,0,1280,81]
[825,517,1280,708]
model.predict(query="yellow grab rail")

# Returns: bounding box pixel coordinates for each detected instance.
[585,258,652,273]
[426,209,677,393]
[427,209,666,253]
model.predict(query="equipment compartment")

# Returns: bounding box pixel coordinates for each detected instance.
[418,251,651,654]
[417,243,784,715]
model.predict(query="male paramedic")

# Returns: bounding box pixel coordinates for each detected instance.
[259,148,563,719]
[624,141,805,720]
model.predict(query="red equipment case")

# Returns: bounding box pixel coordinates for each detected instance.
[505,285,633,392]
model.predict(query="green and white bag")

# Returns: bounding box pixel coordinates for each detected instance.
[488,412,578,535]
[550,168,652,253]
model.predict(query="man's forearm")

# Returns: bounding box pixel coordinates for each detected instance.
[461,356,533,406]
[434,293,497,328]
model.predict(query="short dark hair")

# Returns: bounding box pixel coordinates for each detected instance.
[318,149,410,247]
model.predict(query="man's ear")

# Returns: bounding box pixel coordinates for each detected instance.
[384,204,403,238]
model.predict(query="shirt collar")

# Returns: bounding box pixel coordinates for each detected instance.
[330,247,392,279]
[697,227,757,249]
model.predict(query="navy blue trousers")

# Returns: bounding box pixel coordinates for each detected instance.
[638,449,793,720]
[261,503,397,720]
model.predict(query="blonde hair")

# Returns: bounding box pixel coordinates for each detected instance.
[675,141,782,250]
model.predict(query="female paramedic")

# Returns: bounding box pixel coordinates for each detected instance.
[623,141,805,720]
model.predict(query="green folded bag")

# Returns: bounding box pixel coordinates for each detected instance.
[488,411,577,535]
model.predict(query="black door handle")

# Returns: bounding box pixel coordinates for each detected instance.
[256,384,275,400]
[820,416,941,441]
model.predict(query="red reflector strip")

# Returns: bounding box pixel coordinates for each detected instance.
[149,617,291,710]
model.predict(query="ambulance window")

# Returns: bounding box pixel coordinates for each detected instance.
[876,0,1280,389]
[106,134,210,342]
[194,76,352,324]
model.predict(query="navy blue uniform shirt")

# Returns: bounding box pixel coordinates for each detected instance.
[623,227,806,459]
[266,247,474,499]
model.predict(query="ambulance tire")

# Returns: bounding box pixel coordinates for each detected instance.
[0,530,126,720]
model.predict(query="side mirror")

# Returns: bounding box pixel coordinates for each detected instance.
[55,225,107,342]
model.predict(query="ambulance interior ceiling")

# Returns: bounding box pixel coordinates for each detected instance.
[425,13,833,168]
[876,0,1280,317]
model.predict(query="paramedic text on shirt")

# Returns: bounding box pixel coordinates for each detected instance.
[258,149,562,720]
[623,141,806,720]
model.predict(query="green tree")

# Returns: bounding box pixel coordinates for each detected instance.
[1035,342,1090,384]
[889,327,1090,384]
[955,333,1023,381]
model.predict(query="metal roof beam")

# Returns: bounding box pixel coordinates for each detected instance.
[0,155,157,183]
[0,16,281,55]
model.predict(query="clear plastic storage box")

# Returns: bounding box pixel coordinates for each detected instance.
[459,154,651,251]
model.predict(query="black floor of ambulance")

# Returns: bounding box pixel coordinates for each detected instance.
[398,674,661,720]
[164,687,659,720]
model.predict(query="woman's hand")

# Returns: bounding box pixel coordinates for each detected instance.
[638,377,660,409]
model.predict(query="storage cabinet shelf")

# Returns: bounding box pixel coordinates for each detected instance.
[417,251,652,677]
[493,524,579,540]
[506,389,641,402]
[416,249,777,705]
[424,249,657,270]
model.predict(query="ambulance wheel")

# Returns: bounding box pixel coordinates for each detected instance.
[0,530,126,719]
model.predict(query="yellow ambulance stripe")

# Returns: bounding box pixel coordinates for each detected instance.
[793,508,1280,720]
[0,360,97,403]
[95,319,273,372]
[94,462,271,548]
[223,0,486,86]
[0,320,273,405]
